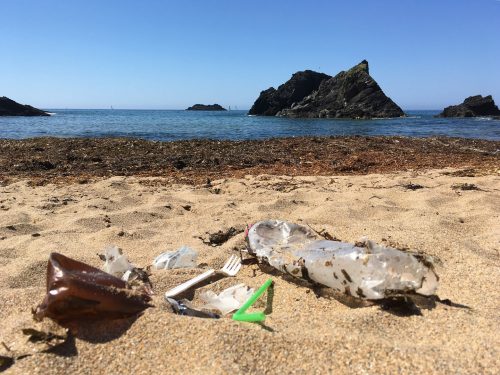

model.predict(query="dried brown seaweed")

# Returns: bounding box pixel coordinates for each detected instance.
[199,227,243,246]
[1,137,497,185]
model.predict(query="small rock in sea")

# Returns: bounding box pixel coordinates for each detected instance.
[185,104,227,111]
[437,95,500,118]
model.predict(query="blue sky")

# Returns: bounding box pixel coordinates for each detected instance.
[1,0,499,110]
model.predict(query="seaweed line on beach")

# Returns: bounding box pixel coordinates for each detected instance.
[0,136,498,185]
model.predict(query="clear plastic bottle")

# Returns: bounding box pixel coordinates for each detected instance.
[247,220,438,300]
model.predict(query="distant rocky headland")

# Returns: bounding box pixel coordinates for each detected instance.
[437,95,500,118]
[186,104,227,111]
[0,96,49,116]
[249,60,405,119]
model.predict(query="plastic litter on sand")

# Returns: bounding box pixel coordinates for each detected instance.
[247,220,439,300]
[102,245,134,279]
[153,246,198,270]
[200,284,254,315]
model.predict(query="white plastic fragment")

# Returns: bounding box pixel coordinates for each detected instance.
[247,220,439,300]
[102,245,133,278]
[199,284,254,315]
[153,246,198,270]
[121,269,134,282]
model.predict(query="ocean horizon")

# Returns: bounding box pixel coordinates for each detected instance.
[1,109,499,141]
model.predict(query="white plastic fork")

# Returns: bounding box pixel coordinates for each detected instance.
[164,254,241,298]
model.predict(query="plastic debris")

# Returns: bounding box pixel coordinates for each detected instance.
[200,284,254,315]
[122,269,135,282]
[122,267,154,295]
[166,298,220,319]
[101,245,133,278]
[122,267,148,284]
[99,246,152,291]
[233,278,273,323]
[34,253,151,326]
[247,220,439,300]
[164,254,241,298]
[153,246,198,270]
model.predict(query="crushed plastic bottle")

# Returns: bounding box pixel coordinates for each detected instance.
[153,246,198,270]
[200,284,254,315]
[34,253,151,326]
[247,220,439,300]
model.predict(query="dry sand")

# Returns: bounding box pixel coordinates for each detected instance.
[0,169,499,374]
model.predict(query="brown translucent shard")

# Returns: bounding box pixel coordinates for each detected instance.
[34,252,152,325]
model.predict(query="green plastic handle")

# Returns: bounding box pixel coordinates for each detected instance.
[232,278,273,322]
[232,312,265,322]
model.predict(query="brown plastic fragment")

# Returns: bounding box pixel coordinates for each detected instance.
[34,253,151,325]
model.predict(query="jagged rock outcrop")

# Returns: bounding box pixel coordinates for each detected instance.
[186,104,227,111]
[248,70,331,116]
[0,96,49,116]
[249,61,405,119]
[437,95,500,118]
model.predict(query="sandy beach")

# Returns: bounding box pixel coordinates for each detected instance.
[0,137,499,374]
[3,0,500,371]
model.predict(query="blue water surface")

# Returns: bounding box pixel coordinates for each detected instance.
[0,110,498,141]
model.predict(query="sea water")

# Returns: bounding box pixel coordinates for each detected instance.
[0,110,498,141]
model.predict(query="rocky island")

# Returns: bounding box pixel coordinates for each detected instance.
[249,60,405,119]
[248,70,331,116]
[0,96,49,116]
[186,104,227,111]
[437,95,500,118]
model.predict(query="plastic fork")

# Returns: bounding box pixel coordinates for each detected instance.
[164,255,241,298]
